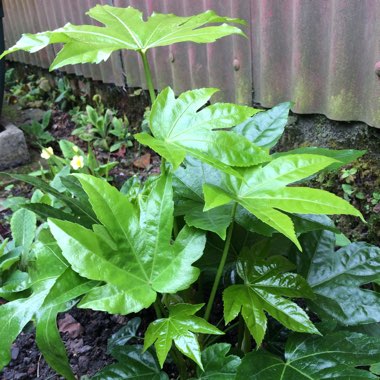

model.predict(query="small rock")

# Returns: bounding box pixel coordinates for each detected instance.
[58,313,84,338]
[11,346,19,360]
[133,153,151,169]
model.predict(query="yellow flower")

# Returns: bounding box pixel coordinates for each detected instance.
[41,147,54,159]
[70,155,84,170]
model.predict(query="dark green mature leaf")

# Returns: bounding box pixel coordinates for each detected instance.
[0,5,245,69]
[233,102,291,149]
[173,157,233,239]
[189,343,241,380]
[107,318,141,354]
[297,230,380,325]
[273,147,367,171]
[49,174,206,315]
[237,331,380,379]
[135,88,270,175]
[224,256,318,346]
[8,174,98,228]
[203,154,363,250]
[144,303,223,368]
[93,345,169,380]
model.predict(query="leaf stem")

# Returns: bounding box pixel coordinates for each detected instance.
[171,348,188,379]
[139,51,156,104]
[153,299,162,319]
[204,202,237,322]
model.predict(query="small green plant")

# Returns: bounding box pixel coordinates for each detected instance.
[19,110,54,147]
[72,96,132,151]
[54,77,79,110]
[1,5,379,380]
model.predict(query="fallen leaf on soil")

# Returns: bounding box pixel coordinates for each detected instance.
[58,313,84,338]
[133,153,151,169]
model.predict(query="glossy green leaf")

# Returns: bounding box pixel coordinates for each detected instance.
[237,331,380,379]
[203,154,363,250]
[144,303,223,368]
[135,88,270,174]
[49,174,206,315]
[233,102,291,149]
[297,230,380,325]
[10,208,36,250]
[273,147,367,171]
[107,317,141,354]
[1,5,245,70]
[93,345,169,380]
[223,256,318,346]
[35,269,96,380]
[189,343,241,380]
[173,157,233,239]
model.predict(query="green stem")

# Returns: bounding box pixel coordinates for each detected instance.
[241,323,252,354]
[139,50,156,104]
[204,202,237,322]
[171,348,188,379]
[153,300,162,319]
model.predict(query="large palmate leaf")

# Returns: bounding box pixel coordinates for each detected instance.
[233,102,291,149]
[223,256,318,346]
[297,230,380,325]
[0,5,245,69]
[189,343,241,380]
[203,154,363,249]
[237,331,380,379]
[144,303,223,368]
[174,157,340,240]
[49,174,206,315]
[135,88,270,175]
[0,230,95,378]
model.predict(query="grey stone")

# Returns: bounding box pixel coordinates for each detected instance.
[0,119,30,170]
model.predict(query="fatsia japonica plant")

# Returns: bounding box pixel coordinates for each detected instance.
[2,5,380,380]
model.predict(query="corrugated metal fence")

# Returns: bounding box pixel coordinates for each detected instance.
[3,0,380,128]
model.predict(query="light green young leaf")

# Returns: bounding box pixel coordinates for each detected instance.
[0,5,245,69]
[233,102,291,149]
[10,208,36,251]
[237,331,380,379]
[223,256,318,346]
[144,303,223,369]
[203,154,363,250]
[273,146,367,171]
[0,231,67,370]
[48,174,206,315]
[135,88,270,174]
[35,269,96,380]
[297,230,380,325]
[189,343,241,380]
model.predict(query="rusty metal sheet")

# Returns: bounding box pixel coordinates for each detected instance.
[251,0,380,128]
[2,0,379,127]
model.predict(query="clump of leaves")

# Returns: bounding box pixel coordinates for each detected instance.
[19,110,54,147]
[0,4,378,380]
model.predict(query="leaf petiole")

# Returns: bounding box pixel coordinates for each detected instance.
[204,202,237,321]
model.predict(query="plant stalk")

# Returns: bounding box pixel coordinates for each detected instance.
[204,202,237,322]
[171,348,188,379]
[139,50,156,104]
